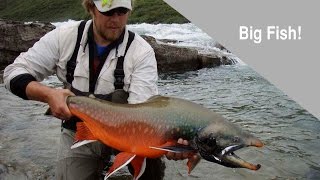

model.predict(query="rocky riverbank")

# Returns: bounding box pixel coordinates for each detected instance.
[0,20,235,83]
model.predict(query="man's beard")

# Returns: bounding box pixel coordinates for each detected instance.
[98,26,124,42]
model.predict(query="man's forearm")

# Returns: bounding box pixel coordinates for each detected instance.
[25,81,56,103]
[9,73,37,100]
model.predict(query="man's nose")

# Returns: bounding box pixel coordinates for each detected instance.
[108,13,122,22]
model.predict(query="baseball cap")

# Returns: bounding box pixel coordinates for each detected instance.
[93,0,132,12]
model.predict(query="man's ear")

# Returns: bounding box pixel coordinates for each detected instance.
[89,9,95,17]
[89,6,96,18]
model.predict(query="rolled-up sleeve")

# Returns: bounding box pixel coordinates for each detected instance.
[3,28,60,91]
[127,49,158,104]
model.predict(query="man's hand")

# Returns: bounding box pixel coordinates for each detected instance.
[46,88,74,120]
[166,138,192,161]
[26,81,74,120]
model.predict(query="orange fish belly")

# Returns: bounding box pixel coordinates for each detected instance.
[70,107,170,158]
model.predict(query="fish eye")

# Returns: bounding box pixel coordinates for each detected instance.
[196,133,217,148]
[207,137,217,147]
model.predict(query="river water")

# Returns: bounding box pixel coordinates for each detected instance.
[1,23,320,179]
[160,66,320,180]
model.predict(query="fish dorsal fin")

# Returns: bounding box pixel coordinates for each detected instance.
[187,154,202,174]
[145,95,170,103]
[105,152,136,179]
[75,122,97,141]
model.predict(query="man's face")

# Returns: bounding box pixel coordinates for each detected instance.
[92,7,129,44]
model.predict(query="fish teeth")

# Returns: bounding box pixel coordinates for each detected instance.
[221,145,239,155]
[212,155,221,162]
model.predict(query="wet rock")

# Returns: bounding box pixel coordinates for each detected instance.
[0,20,55,70]
[141,35,236,72]
[198,52,234,67]
[197,53,222,68]
[142,35,200,72]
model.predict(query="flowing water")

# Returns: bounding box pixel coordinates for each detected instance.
[1,23,320,179]
[160,66,320,180]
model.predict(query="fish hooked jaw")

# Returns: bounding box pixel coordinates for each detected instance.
[194,127,264,171]
[199,143,262,170]
[224,144,261,169]
[222,150,261,170]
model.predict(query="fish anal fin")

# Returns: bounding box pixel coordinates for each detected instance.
[105,152,136,179]
[75,122,97,141]
[187,154,202,174]
[130,156,146,180]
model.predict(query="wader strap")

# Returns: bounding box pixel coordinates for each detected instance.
[66,20,87,84]
[114,31,135,90]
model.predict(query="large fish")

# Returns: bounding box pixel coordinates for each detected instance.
[67,95,263,180]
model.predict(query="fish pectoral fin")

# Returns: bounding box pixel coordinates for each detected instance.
[149,143,195,153]
[105,152,136,180]
[130,156,146,180]
[71,140,97,149]
[187,154,202,174]
[71,122,98,149]
[75,122,97,141]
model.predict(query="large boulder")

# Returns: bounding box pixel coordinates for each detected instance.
[142,35,200,72]
[142,35,233,73]
[0,20,55,70]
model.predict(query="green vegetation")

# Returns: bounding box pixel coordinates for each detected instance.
[0,0,188,24]
[0,0,87,22]
[129,0,189,24]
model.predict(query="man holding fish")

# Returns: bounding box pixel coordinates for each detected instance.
[3,0,190,179]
